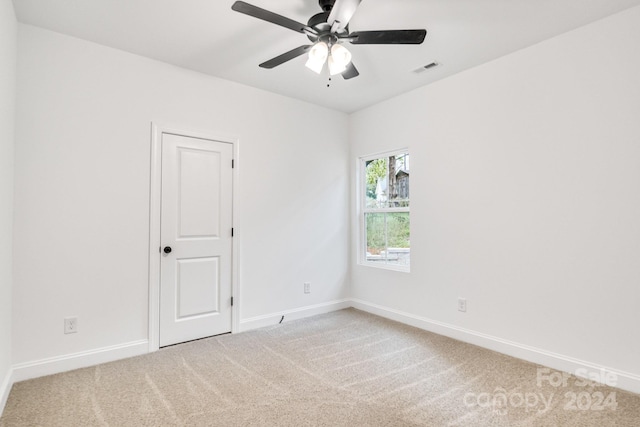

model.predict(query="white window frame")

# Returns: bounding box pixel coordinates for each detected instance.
[358,148,410,272]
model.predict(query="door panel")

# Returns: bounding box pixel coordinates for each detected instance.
[178,148,221,238]
[176,257,220,319]
[160,133,233,347]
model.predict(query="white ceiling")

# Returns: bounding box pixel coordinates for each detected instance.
[13,0,640,113]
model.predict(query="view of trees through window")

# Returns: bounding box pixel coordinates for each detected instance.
[362,152,410,268]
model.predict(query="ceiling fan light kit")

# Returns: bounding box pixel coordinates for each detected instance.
[328,44,352,75]
[305,41,329,73]
[231,0,427,80]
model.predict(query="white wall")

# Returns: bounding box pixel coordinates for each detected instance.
[10,1,640,396]
[13,25,349,367]
[0,0,17,411]
[351,6,640,382]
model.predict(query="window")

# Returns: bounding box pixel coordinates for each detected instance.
[359,150,410,270]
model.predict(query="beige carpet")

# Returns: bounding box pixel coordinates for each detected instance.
[1,309,639,426]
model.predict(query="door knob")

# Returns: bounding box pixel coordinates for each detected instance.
[163,246,172,254]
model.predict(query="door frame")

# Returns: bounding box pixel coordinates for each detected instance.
[148,122,240,352]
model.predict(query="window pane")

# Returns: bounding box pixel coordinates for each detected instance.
[365,212,410,267]
[361,150,410,271]
[365,213,386,263]
[386,212,410,267]
[391,153,410,207]
[365,158,388,208]
[364,154,410,209]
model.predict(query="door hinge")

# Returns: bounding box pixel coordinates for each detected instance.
[232,159,235,168]
[231,296,234,306]
[231,227,234,237]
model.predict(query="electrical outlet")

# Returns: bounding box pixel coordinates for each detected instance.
[458,298,467,313]
[304,282,311,294]
[64,317,78,334]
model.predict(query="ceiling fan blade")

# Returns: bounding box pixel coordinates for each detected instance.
[342,62,360,80]
[327,0,362,32]
[350,29,427,45]
[259,45,312,69]
[232,1,316,35]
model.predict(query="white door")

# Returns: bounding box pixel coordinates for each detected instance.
[159,133,233,347]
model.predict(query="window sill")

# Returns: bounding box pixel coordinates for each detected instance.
[357,261,410,273]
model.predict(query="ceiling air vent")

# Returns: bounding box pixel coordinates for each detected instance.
[413,62,440,74]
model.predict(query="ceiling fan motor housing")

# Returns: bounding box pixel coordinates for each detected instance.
[318,0,336,12]
[308,11,330,28]
[307,9,350,43]
[307,12,331,41]
[309,0,339,41]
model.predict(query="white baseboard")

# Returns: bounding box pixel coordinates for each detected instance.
[11,339,149,384]
[351,298,640,395]
[0,366,14,417]
[4,297,638,419]
[9,299,350,385]
[239,299,351,332]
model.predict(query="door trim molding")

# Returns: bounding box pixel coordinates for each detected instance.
[149,122,240,352]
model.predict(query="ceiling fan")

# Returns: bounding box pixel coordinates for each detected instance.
[231,0,427,80]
